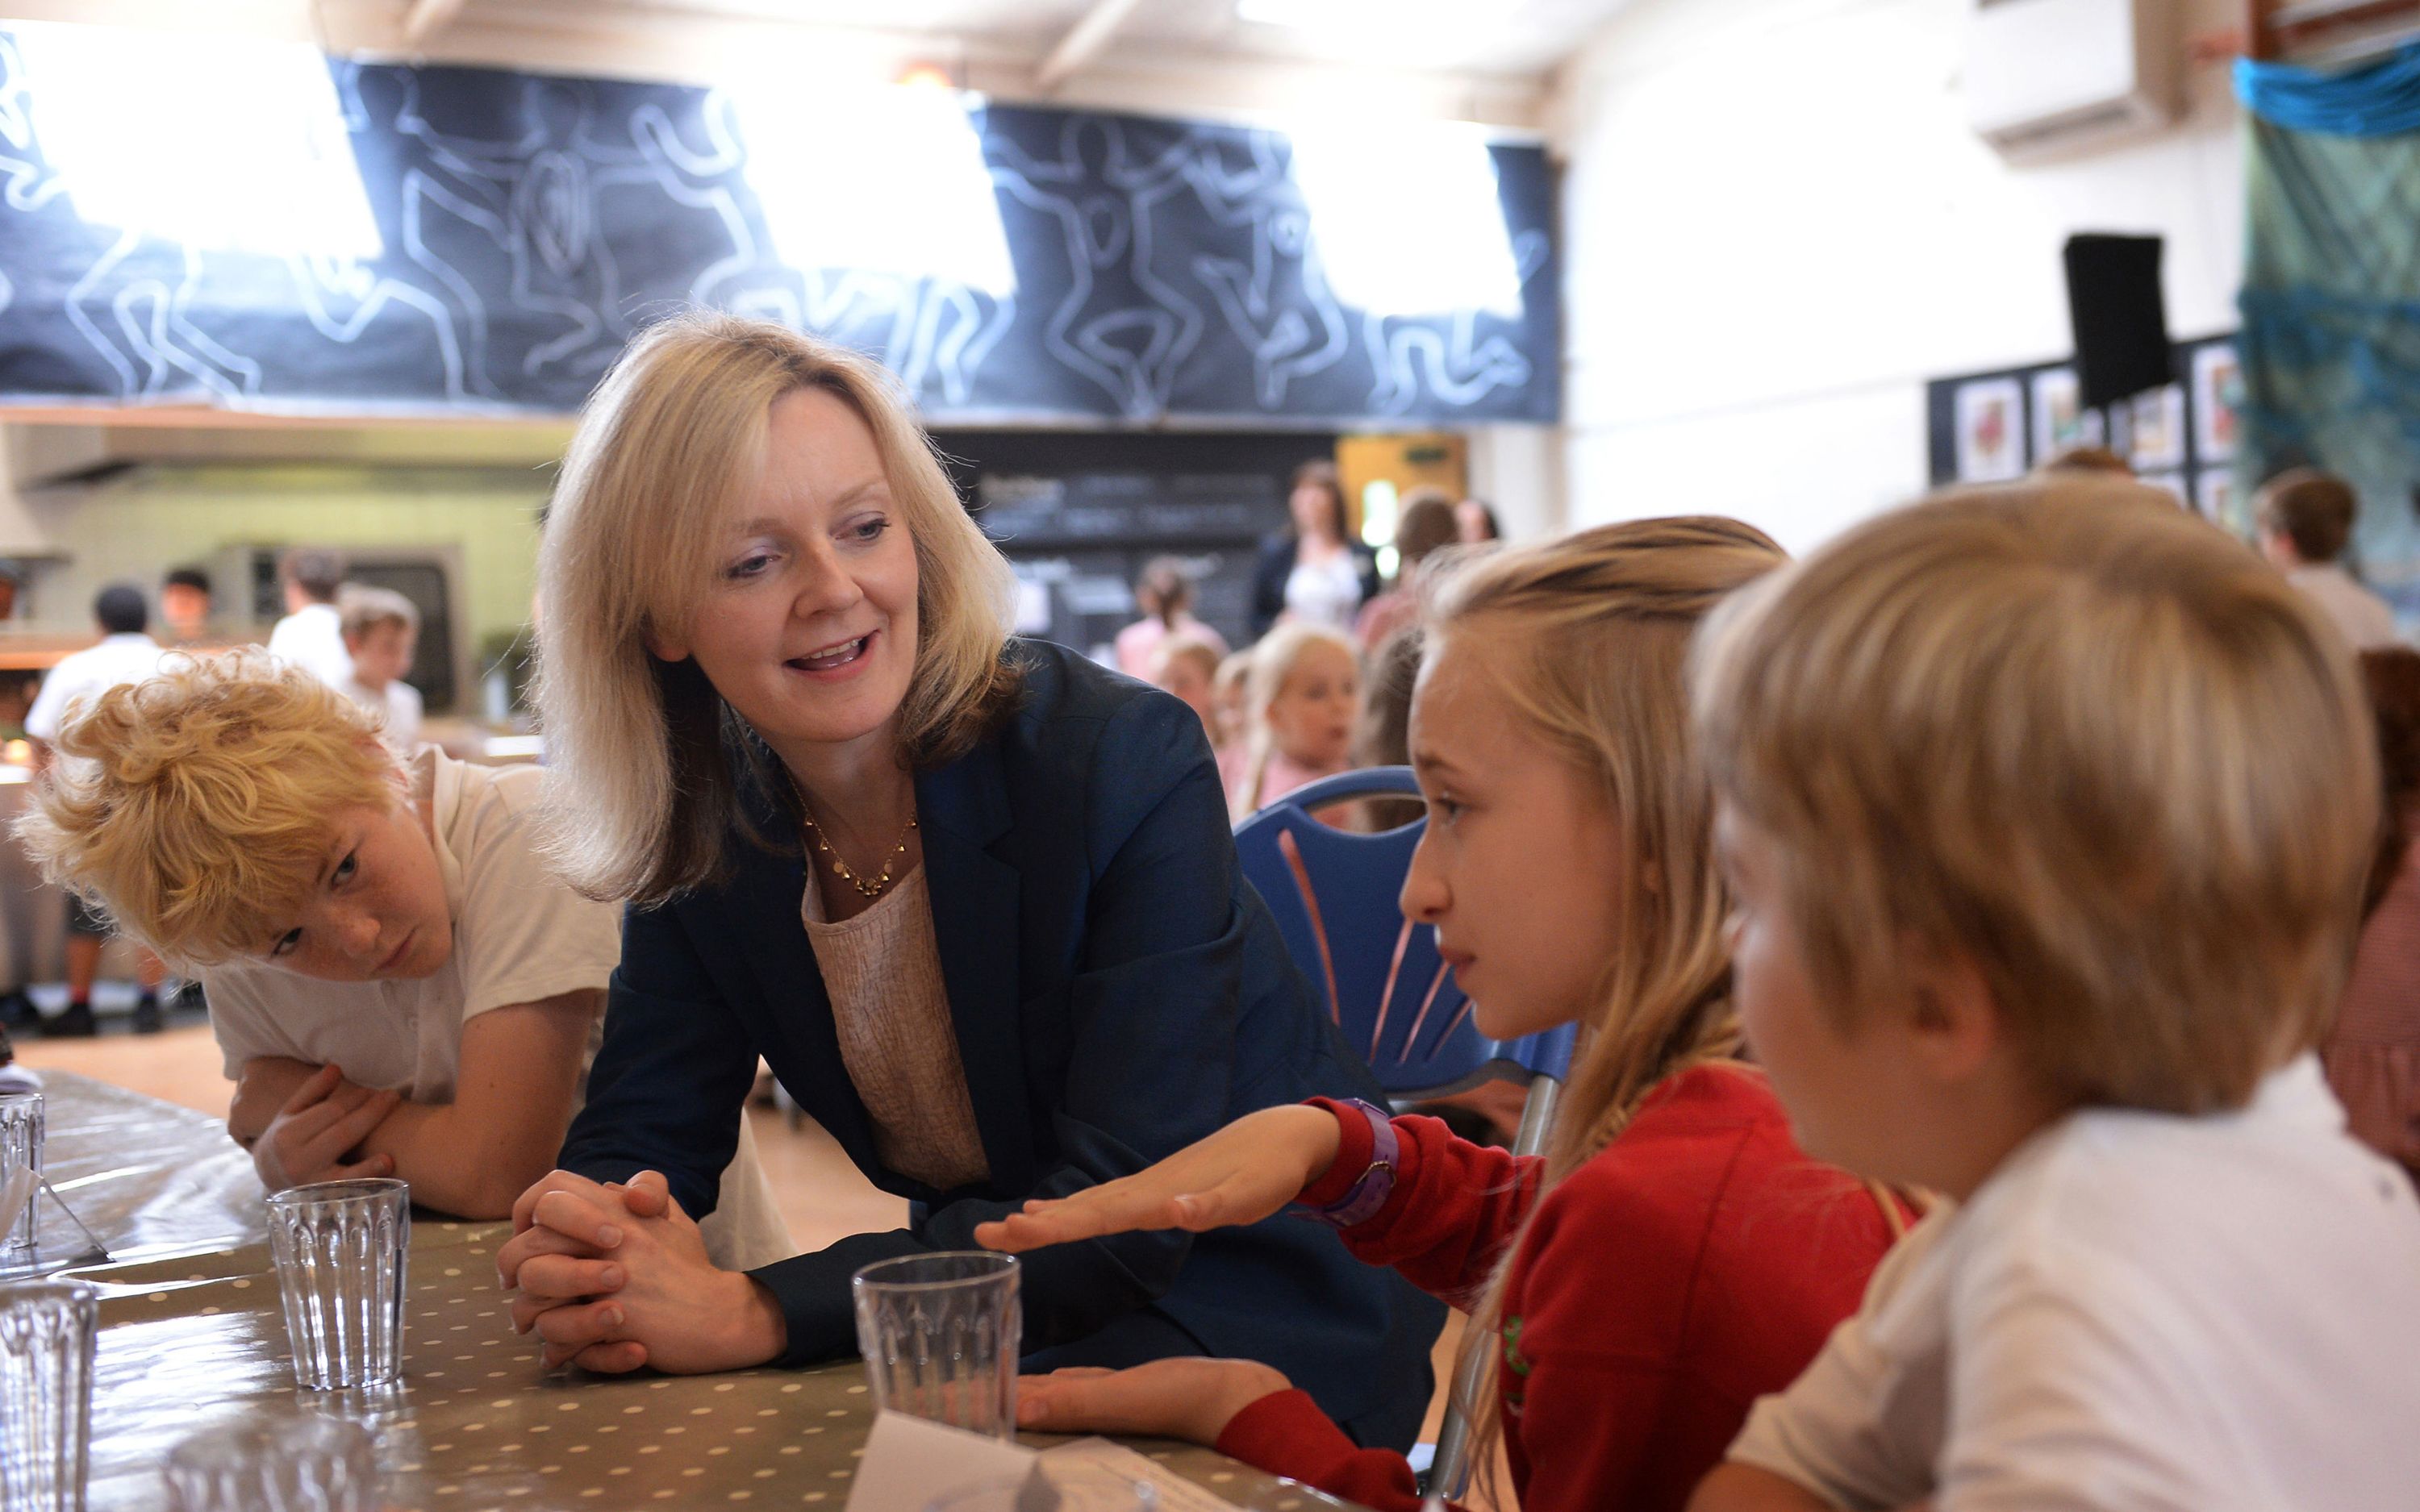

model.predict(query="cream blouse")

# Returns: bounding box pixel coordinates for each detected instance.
[800,864,991,1190]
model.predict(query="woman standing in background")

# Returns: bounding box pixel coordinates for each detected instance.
[1251,461,1377,637]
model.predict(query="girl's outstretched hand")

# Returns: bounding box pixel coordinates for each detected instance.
[1014,1359,1292,1446]
[974,1104,1343,1252]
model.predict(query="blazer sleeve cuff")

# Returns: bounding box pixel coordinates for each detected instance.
[748,1230,927,1368]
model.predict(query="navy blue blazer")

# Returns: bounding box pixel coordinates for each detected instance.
[561,641,1443,1447]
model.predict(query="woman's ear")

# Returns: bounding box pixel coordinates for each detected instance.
[642,618,689,664]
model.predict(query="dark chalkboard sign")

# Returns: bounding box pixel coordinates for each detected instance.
[936,430,1334,657]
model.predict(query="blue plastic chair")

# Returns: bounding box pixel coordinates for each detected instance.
[1233,765,1575,1497]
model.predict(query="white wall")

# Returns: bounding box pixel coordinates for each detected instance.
[1548,0,2247,552]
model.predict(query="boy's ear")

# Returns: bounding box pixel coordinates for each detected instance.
[1901,939,2004,1084]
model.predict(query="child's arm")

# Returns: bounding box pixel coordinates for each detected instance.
[348,989,602,1218]
[228,1056,326,1145]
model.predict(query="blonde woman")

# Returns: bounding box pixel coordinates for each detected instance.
[496,314,1442,1444]
[979,521,1907,1512]
[10,655,786,1264]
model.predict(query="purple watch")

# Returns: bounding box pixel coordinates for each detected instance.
[1301,1099,1399,1228]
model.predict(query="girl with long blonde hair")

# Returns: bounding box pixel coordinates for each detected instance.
[978,519,1909,1512]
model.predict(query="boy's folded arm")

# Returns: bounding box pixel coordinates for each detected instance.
[350,989,603,1218]
[227,1056,323,1146]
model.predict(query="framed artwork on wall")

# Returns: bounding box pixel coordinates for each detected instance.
[2191,342,2239,462]
[2129,384,2188,470]
[2030,367,2105,462]
[1956,377,2026,481]
[2197,466,2235,523]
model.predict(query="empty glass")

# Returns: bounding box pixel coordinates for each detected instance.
[0,1279,98,1512]
[0,1093,42,1255]
[161,1415,380,1512]
[265,1178,408,1391]
[853,1252,1022,1439]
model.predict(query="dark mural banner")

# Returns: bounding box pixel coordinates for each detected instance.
[0,27,1560,426]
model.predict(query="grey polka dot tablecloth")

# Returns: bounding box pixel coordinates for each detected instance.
[32,1073,1351,1512]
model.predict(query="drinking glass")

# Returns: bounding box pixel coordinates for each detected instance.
[0,1279,98,1512]
[853,1252,1021,1438]
[0,1093,43,1255]
[265,1178,408,1390]
[161,1415,380,1512]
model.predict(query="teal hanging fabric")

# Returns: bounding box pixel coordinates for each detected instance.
[2233,50,2420,603]
[2236,40,2420,136]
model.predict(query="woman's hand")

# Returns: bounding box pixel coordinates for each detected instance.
[973,1104,1343,1253]
[1014,1359,1292,1446]
[500,1169,786,1375]
[249,1065,398,1191]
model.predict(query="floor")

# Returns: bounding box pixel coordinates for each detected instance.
[13,1020,1475,1461]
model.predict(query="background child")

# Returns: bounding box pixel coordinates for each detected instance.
[1117,556,1228,677]
[1211,648,1254,788]
[267,545,353,687]
[14,654,790,1268]
[1228,622,1360,821]
[1147,632,1224,747]
[2257,466,2399,649]
[984,519,1909,1512]
[23,582,169,1036]
[1688,477,2420,1512]
[337,584,426,750]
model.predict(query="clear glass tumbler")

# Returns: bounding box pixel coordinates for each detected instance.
[161,1414,380,1512]
[0,1278,98,1512]
[852,1252,1022,1439]
[0,1093,43,1255]
[265,1178,408,1391]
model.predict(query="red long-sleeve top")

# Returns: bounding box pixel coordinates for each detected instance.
[1215,1063,1901,1512]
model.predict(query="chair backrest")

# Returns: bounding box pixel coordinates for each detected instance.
[1233,767,1576,1098]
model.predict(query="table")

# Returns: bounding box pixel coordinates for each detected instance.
[27,1073,1348,1512]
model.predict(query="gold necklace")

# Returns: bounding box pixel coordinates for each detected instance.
[787,776,918,901]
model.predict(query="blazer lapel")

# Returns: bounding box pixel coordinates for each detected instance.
[917,742,1037,1193]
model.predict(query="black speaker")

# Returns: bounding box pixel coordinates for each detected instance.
[2063,234,2172,410]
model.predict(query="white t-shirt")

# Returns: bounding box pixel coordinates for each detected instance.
[268,602,354,687]
[1727,1056,2420,1512]
[24,632,165,743]
[1283,552,1363,633]
[343,676,424,751]
[2289,564,2400,650]
[206,749,792,1268]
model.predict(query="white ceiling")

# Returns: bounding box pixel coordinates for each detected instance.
[468,0,1635,79]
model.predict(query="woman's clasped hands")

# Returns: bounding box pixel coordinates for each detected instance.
[496,1168,788,1376]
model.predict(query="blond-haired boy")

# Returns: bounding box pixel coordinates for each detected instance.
[13,654,788,1266]
[1687,477,2420,1512]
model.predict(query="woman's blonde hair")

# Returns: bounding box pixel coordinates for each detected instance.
[12,652,399,964]
[536,311,1020,906]
[1231,622,1358,820]
[1694,476,2376,1114]
[1421,518,1788,1493]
